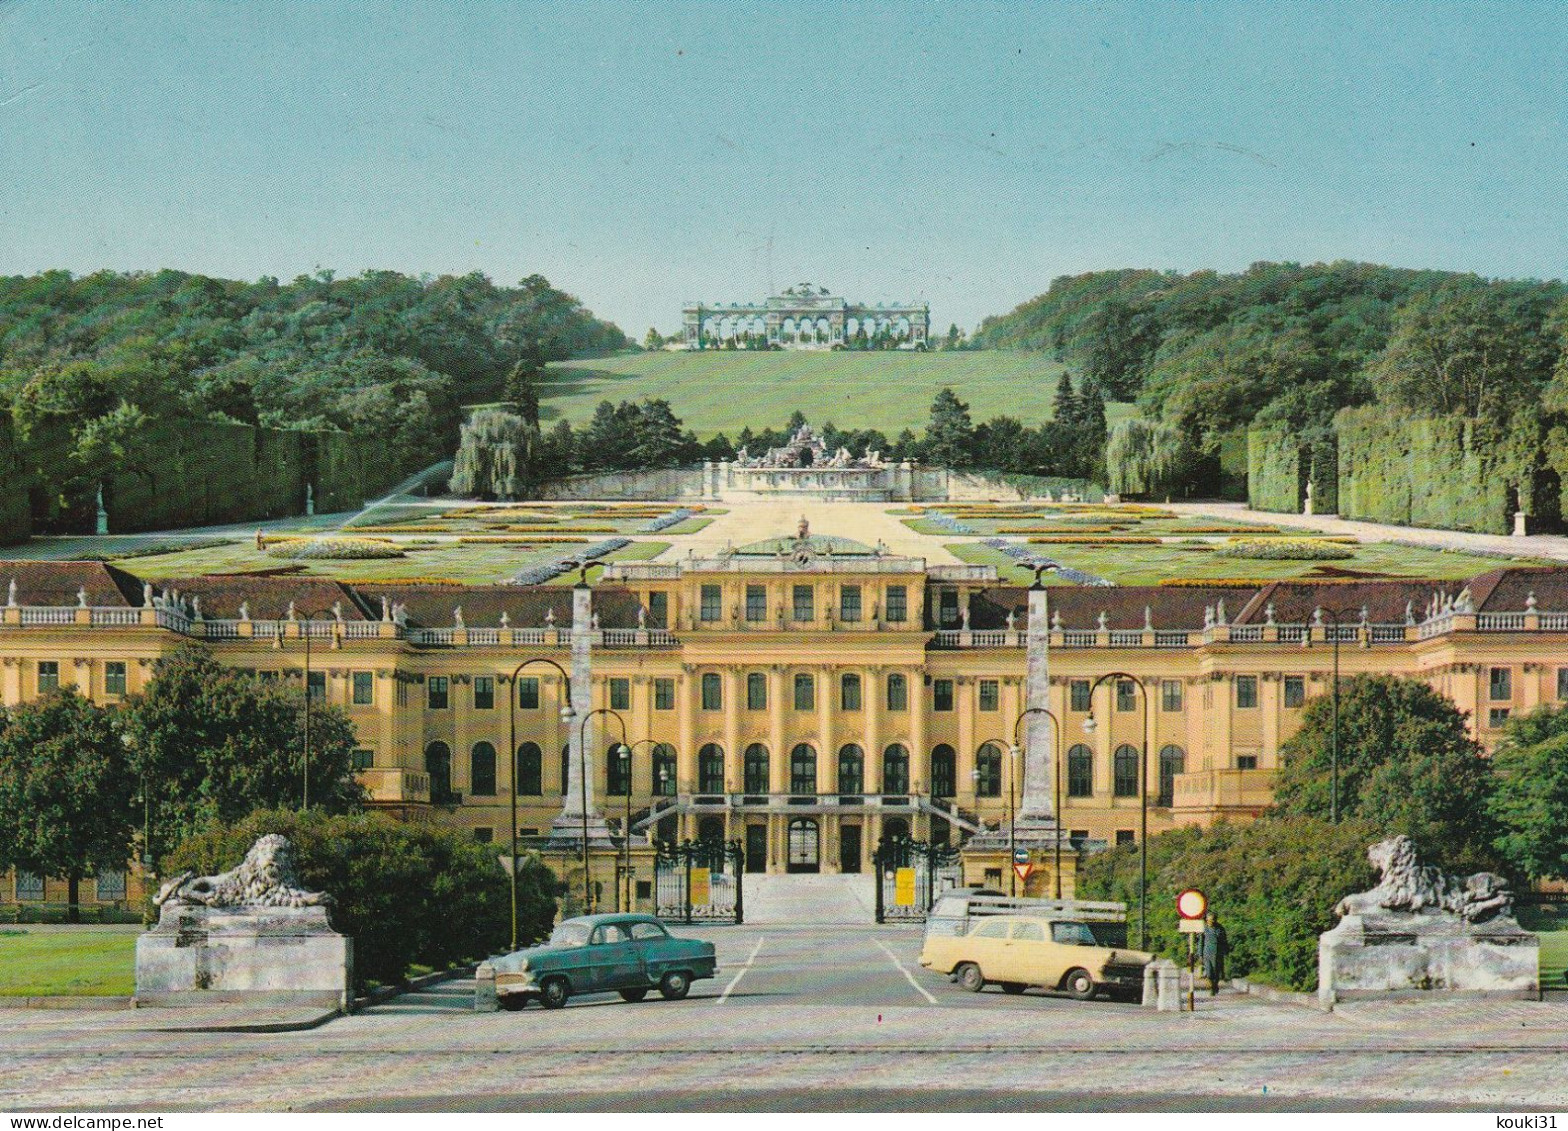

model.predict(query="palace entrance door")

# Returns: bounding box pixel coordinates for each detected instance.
[787,818,820,873]
[839,825,862,873]
[745,824,767,873]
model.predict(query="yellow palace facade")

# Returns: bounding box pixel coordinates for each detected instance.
[2,534,1568,907]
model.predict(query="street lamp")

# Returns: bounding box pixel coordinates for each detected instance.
[618,738,662,911]
[1010,706,1062,897]
[507,657,574,952]
[576,706,629,913]
[1082,671,1150,948]
[296,607,340,810]
[1303,605,1366,824]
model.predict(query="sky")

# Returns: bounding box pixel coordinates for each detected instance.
[2,0,1567,336]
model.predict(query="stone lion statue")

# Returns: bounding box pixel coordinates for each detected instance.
[154,834,331,909]
[1334,835,1511,924]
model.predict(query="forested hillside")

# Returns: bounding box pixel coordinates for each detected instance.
[0,269,625,531]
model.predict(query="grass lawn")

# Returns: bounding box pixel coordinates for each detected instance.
[0,931,137,996]
[534,351,1137,438]
[661,517,714,535]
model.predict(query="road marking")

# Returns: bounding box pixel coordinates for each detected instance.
[876,939,940,1005]
[717,936,765,1003]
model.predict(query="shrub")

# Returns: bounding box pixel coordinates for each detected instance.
[266,538,405,560]
[163,808,559,991]
[1213,538,1353,561]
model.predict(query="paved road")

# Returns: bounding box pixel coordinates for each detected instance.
[2,924,1566,1112]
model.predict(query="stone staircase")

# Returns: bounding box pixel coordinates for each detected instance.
[743,872,878,925]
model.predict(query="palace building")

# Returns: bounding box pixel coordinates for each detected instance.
[3,538,1568,909]
[682,283,930,350]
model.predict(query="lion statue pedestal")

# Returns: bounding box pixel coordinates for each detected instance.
[1318,836,1537,1008]
[135,834,352,1011]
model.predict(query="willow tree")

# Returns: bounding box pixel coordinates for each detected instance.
[450,409,536,500]
[1106,418,1199,498]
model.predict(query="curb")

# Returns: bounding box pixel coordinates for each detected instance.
[1230,977,1328,1011]
[0,996,133,1010]
[141,1008,344,1034]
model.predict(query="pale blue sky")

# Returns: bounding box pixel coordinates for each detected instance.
[2,0,1566,336]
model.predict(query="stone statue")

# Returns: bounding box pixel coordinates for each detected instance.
[287,600,298,621]
[960,603,970,631]
[142,582,154,608]
[154,834,331,910]
[591,612,600,630]
[1318,835,1536,1005]
[545,607,555,627]
[1303,479,1315,516]
[380,596,392,623]
[190,596,202,620]
[1005,610,1016,631]
[332,601,343,622]
[77,586,88,609]
[797,515,810,540]
[638,606,647,629]
[238,601,250,622]
[453,605,464,628]
[305,483,315,516]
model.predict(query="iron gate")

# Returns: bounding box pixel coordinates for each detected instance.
[655,838,745,924]
[874,835,962,923]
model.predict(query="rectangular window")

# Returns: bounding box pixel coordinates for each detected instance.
[701,672,722,711]
[1115,830,1136,846]
[1236,754,1258,770]
[427,676,448,710]
[307,670,326,701]
[16,872,44,901]
[517,677,539,710]
[794,673,815,711]
[839,585,862,623]
[609,678,630,711]
[351,748,375,770]
[841,674,862,712]
[745,584,766,623]
[939,590,960,628]
[352,671,374,706]
[654,678,675,711]
[793,584,814,622]
[747,672,767,711]
[105,661,127,698]
[1235,676,1258,709]
[473,675,495,710]
[1070,679,1091,712]
[886,673,908,712]
[885,585,908,624]
[37,661,58,694]
[647,591,668,628]
[700,584,722,623]
[1489,707,1512,728]
[1490,666,1513,701]
[1116,679,1138,712]
[1283,676,1306,709]
[978,679,999,711]
[933,679,954,712]
[1161,680,1182,712]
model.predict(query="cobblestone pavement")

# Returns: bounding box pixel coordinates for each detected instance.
[2,926,1565,1111]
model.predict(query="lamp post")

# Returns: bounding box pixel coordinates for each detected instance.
[296,607,340,810]
[1305,605,1366,824]
[1010,706,1062,897]
[1082,671,1150,948]
[618,738,661,911]
[506,657,574,952]
[576,706,629,913]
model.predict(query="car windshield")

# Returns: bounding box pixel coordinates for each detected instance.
[547,922,592,948]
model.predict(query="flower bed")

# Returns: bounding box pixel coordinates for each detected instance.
[1212,538,1354,561]
[1026,536,1162,545]
[266,538,405,560]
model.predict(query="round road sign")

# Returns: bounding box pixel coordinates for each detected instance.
[1176,888,1208,920]
[1013,847,1030,864]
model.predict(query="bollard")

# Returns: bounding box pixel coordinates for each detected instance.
[474,961,498,1013]
[1156,959,1182,1012]
[1143,960,1159,1008]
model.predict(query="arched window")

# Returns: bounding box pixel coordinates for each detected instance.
[516,742,542,796]
[790,744,817,796]
[1158,744,1186,807]
[840,673,862,711]
[1067,744,1094,798]
[882,744,909,795]
[607,743,631,796]
[469,741,496,797]
[975,742,1003,798]
[931,744,956,798]
[425,741,452,804]
[837,744,864,794]
[698,743,725,794]
[1113,744,1140,798]
[793,672,815,711]
[743,743,770,794]
[653,743,677,796]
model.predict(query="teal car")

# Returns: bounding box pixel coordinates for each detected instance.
[491,913,718,1010]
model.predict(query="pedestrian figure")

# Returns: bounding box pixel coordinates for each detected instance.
[255,528,266,551]
[1201,911,1228,995]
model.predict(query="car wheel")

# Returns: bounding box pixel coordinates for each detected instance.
[1001,982,1027,995]
[539,978,570,1010]
[659,971,691,1000]
[619,987,649,1003]
[955,963,986,993]
[1064,968,1096,1001]
[497,993,528,1012]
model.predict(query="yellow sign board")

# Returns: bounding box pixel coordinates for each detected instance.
[690,867,711,906]
[894,867,917,907]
